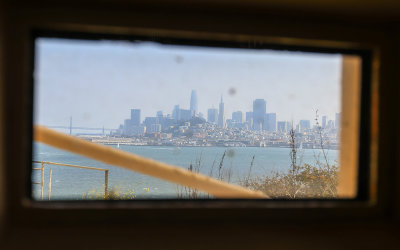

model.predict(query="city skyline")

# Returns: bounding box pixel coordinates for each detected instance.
[112,88,341,149]
[119,89,340,134]
[115,91,341,128]
[34,38,342,129]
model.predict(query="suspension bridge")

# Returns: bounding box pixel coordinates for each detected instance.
[47,117,117,135]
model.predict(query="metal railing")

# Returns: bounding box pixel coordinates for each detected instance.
[32,160,109,200]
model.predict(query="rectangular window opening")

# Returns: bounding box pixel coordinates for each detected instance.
[31,32,369,202]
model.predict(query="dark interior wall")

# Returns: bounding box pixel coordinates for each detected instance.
[0,1,400,249]
[393,29,400,223]
[0,0,6,240]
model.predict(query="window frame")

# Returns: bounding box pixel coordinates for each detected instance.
[2,3,386,228]
[28,29,373,207]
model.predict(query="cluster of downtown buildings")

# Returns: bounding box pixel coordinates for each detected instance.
[111,90,341,148]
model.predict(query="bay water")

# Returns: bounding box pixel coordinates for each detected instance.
[32,143,338,200]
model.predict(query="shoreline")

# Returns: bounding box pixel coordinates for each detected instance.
[97,143,339,150]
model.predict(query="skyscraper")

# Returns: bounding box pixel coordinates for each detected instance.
[143,117,159,130]
[322,115,327,128]
[123,119,133,135]
[218,95,225,128]
[253,99,266,130]
[190,90,198,117]
[232,111,243,123]
[277,121,287,132]
[246,112,253,128]
[207,108,218,124]
[299,120,311,132]
[286,121,292,131]
[265,113,276,131]
[172,105,180,121]
[179,109,192,121]
[130,109,141,126]
[156,111,164,118]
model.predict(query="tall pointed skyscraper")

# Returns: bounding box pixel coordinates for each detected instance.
[218,95,225,128]
[190,90,198,117]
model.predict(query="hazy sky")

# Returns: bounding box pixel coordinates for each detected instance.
[34,38,342,129]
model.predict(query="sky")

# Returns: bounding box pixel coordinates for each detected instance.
[34,38,342,130]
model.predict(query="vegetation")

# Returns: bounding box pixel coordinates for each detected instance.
[85,112,338,200]
[176,121,338,199]
[242,110,338,198]
[242,163,338,198]
[176,150,233,199]
[82,185,137,200]
[177,110,338,199]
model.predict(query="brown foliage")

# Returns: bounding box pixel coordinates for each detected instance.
[242,164,338,198]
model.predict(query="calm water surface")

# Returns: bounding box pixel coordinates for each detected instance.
[32,143,338,199]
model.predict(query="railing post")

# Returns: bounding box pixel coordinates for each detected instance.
[40,162,44,200]
[104,170,109,199]
[48,169,52,200]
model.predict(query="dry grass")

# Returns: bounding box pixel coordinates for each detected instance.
[82,185,137,200]
[242,164,338,198]
[176,150,233,199]
[242,112,338,199]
